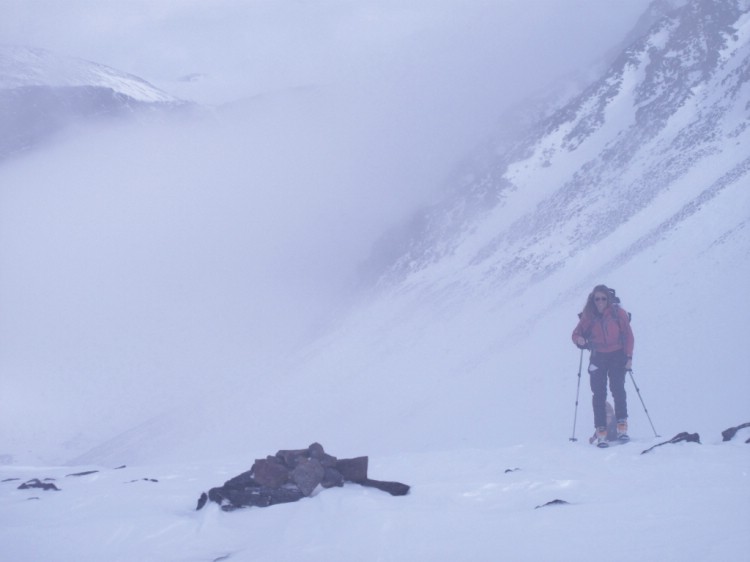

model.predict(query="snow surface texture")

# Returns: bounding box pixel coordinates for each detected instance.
[1,440,748,562]
[1,0,749,560]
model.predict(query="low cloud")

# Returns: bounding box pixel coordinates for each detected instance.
[0,0,653,458]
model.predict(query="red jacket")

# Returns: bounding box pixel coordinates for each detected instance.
[572,305,634,356]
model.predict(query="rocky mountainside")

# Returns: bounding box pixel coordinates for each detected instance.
[0,45,191,159]
[367,0,749,300]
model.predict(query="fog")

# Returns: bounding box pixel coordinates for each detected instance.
[2,1,651,135]
[0,1,653,461]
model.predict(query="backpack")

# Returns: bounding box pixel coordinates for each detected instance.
[608,288,632,352]
[606,287,632,322]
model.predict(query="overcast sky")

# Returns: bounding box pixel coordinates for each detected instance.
[2,1,652,102]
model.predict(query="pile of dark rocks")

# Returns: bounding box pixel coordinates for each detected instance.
[197,442,410,511]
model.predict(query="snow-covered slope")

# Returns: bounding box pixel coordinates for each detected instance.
[0,1,748,560]
[369,0,750,294]
[1,438,748,562]
[0,45,180,103]
[293,0,749,461]
[0,45,190,159]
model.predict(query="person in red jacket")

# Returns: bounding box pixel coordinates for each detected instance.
[572,284,634,446]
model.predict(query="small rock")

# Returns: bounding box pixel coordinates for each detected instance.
[66,470,99,477]
[18,479,60,491]
[359,478,410,496]
[535,499,569,509]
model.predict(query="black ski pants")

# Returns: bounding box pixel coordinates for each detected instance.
[588,349,628,428]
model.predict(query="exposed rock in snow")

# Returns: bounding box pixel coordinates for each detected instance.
[366,0,750,298]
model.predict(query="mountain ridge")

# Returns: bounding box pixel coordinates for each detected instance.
[368,0,749,298]
[0,44,192,159]
[0,44,180,103]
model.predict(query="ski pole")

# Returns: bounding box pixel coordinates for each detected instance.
[569,348,584,442]
[628,369,660,437]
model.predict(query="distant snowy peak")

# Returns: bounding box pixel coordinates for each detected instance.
[0,44,179,103]
[0,44,192,160]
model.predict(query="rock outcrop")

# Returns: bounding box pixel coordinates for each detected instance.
[197,443,410,511]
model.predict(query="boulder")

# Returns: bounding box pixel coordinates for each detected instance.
[251,457,289,488]
[291,458,326,497]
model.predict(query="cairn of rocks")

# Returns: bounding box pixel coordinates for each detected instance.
[197,442,410,511]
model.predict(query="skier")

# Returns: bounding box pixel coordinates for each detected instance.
[572,284,634,447]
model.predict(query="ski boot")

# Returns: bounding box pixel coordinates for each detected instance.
[616,420,630,442]
[595,427,609,448]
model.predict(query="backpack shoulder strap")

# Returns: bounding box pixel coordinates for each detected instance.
[611,304,632,348]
